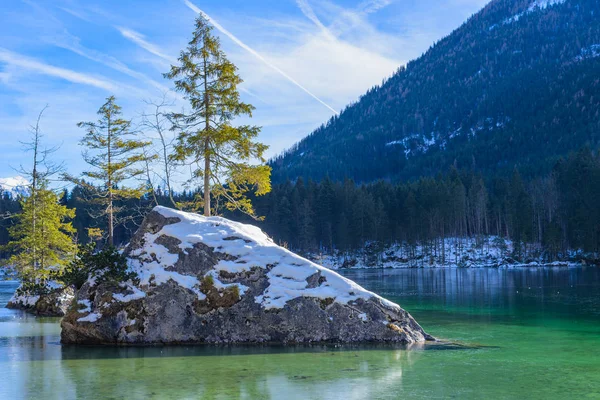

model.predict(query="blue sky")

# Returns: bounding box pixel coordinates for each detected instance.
[0,0,488,182]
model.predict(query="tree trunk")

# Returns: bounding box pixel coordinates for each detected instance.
[108,193,114,246]
[107,117,114,247]
[203,49,211,217]
[32,126,38,272]
[204,140,210,217]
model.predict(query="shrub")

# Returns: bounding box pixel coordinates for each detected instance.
[56,244,138,288]
[15,279,52,297]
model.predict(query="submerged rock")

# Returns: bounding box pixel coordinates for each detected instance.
[61,206,433,345]
[7,284,74,317]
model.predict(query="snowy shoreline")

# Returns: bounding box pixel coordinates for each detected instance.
[305,237,594,270]
[313,257,581,270]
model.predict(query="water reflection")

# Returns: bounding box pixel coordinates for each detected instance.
[55,347,422,400]
[4,341,424,399]
[342,266,600,320]
[1,267,599,400]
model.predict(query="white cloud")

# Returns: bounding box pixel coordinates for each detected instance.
[358,0,394,14]
[215,0,401,111]
[0,48,118,92]
[183,0,339,115]
[118,27,176,63]
[58,7,92,22]
[45,30,169,93]
[0,72,11,84]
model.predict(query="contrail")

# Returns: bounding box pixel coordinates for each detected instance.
[183,0,338,115]
[358,0,393,14]
[295,0,332,37]
[118,27,175,63]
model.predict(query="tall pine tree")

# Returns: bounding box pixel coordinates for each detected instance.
[7,186,76,281]
[165,15,271,217]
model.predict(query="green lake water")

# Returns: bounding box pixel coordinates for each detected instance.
[1,267,599,399]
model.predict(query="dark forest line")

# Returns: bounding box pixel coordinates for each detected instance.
[2,147,599,264]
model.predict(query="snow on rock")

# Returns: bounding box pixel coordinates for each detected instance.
[77,312,102,323]
[8,293,40,308]
[134,206,391,310]
[204,270,249,297]
[112,284,147,303]
[7,282,74,316]
[61,206,432,345]
[77,299,92,313]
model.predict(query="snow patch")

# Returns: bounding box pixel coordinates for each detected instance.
[204,270,249,296]
[78,312,102,322]
[78,299,92,313]
[9,293,40,307]
[313,236,579,270]
[502,0,566,25]
[113,284,147,302]
[385,133,437,158]
[574,44,600,62]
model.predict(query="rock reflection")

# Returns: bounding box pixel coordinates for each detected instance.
[55,344,425,399]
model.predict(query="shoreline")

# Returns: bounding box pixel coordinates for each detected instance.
[332,261,585,271]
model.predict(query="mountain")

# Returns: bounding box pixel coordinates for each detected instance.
[0,177,29,198]
[270,0,600,183]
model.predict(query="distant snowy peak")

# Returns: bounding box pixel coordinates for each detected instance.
[0,176,29,198]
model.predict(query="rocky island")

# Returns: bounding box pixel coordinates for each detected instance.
[61,206,432,345]
[7,283,74,317]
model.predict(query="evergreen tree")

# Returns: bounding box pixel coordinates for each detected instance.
[4,108,76,282]
[165,15,271,217]
[6,185,76,281]
[68,96,150,246]
[509,169,533,257]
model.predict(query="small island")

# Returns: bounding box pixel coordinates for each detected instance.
[61,206,432,345]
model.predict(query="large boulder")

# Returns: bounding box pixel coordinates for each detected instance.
[7,283,75,317]
[61,206,433,345]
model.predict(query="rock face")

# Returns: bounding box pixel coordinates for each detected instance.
[61,206,433,345]
[7,285,75,317]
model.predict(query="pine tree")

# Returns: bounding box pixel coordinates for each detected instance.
[4,108,76,282]
[68,96,151,246]
[509,168,533,258]
[6,185,76,281]
[165,15,271,218]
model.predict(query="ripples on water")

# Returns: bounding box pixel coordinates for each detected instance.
[1,267,599,399]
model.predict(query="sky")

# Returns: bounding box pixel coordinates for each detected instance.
[0,0,489,183]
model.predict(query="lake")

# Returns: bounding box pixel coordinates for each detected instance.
[1,267,599,399]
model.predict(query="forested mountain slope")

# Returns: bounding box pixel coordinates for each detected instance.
[270,0,600,183]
